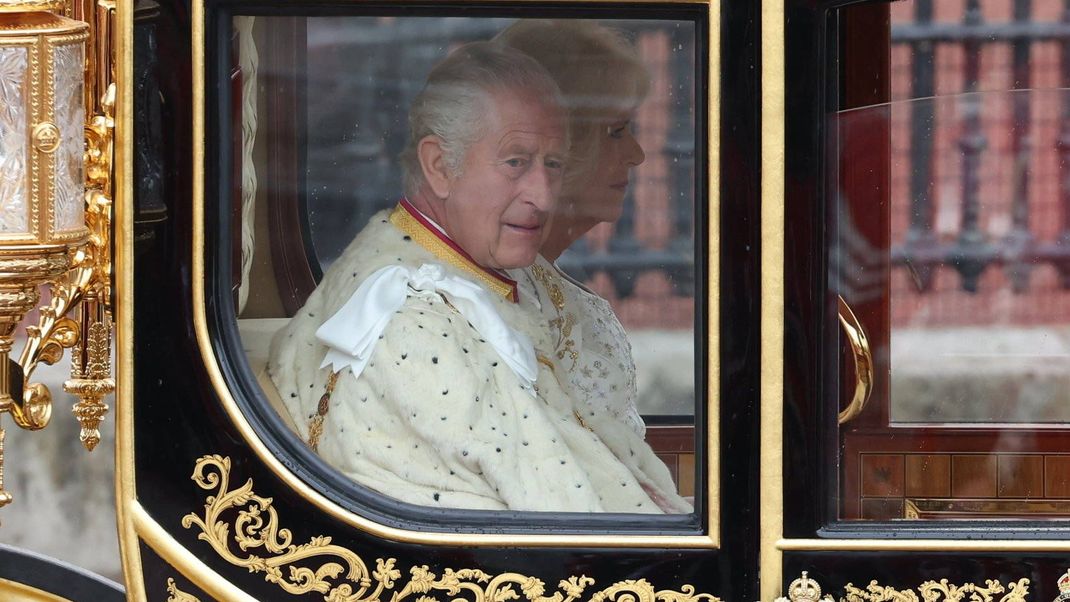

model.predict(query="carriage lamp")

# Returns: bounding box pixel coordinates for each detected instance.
[0,0,114,510]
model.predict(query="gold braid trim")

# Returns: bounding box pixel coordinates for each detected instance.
[389,204,516,301]
[307,371,340,451]
[536,354,556,372]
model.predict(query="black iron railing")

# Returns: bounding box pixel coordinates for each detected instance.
[891,0,1070,294]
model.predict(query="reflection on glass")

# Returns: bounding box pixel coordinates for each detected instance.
[837,91,1070,426]
[888,93,1070,424]
[834,91,1070,521]
[833,0,1070,522]
[232,16,699,514]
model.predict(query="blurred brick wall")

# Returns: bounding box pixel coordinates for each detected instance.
[583,30,696,332]
[888,0,1070,327]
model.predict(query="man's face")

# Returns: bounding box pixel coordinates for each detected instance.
[439,89,568,269]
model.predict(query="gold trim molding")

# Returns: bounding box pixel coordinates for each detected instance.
[181,455,724,602]
[111,0,144,596]
[0,577,71,602]
[758,0,786,595]
[0,0,65,13]
[166,578,202,602]
[775,573,1031,602]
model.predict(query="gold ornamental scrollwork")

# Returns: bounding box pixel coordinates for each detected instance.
[843,581,918,602]
[777,574,1031,602]
[166,577,202,602]
[916,578,1030,602]
[182,455,723,602]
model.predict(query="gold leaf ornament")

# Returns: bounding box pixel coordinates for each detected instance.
[182,455,723,602]
[592,579,724,602]
[844,581,919,602]
[917,578,1030,602]
[781,574,1031,602]
[166,577,202,602]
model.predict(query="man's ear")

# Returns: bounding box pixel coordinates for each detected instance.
[417,135,452,200]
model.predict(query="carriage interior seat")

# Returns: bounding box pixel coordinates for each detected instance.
[235,181,300,434]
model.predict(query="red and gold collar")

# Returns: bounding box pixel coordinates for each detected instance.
[390,199,519,303]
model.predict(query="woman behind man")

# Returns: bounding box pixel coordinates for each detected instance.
[497,20,654,439]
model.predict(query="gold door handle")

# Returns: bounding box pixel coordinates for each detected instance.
[837,295,873,425]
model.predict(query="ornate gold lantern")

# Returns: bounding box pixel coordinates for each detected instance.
[0,0,113,510]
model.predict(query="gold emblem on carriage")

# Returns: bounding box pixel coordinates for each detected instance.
[31,122,61,153]
[776,572,834,602]
[1054,570,1070,602]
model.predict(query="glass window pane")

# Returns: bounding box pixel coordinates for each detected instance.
[832,0,1070,521]
[230,14,703,515]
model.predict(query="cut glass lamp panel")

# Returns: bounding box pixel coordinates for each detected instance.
[0,46,29,235]
[53,41,85,233]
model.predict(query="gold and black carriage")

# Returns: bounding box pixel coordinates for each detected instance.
[2,0,1070,600]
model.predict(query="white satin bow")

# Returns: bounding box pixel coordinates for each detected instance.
[316,263,537,394]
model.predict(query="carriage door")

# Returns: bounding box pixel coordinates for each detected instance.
[116,1,770,600]
[768,0,1070,599]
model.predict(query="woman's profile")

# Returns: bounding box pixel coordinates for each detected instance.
[497,20,658,441]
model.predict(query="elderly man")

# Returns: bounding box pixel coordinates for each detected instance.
[269,41,689,513]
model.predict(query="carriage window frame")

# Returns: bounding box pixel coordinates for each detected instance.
[198,0,715,538]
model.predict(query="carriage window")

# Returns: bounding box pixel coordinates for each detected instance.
[832,0,1070,521]
[227,14,704,515]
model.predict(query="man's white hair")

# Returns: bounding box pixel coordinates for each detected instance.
[400,41,567,198]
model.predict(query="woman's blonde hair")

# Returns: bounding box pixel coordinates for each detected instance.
[494,20,650,195]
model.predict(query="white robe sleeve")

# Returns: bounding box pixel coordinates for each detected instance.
[313,294,625,512]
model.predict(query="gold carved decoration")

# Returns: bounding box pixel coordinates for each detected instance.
[0,0,116,509]
[166,578,201,602]
[915,579,1030,602]
[65,317,112,449]
[778,574,1031,602]
[59,81,115,451]
[776,573,834,602]
[182,455,723,602]
[843,581,917,602]
[1055,570,1070,602]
